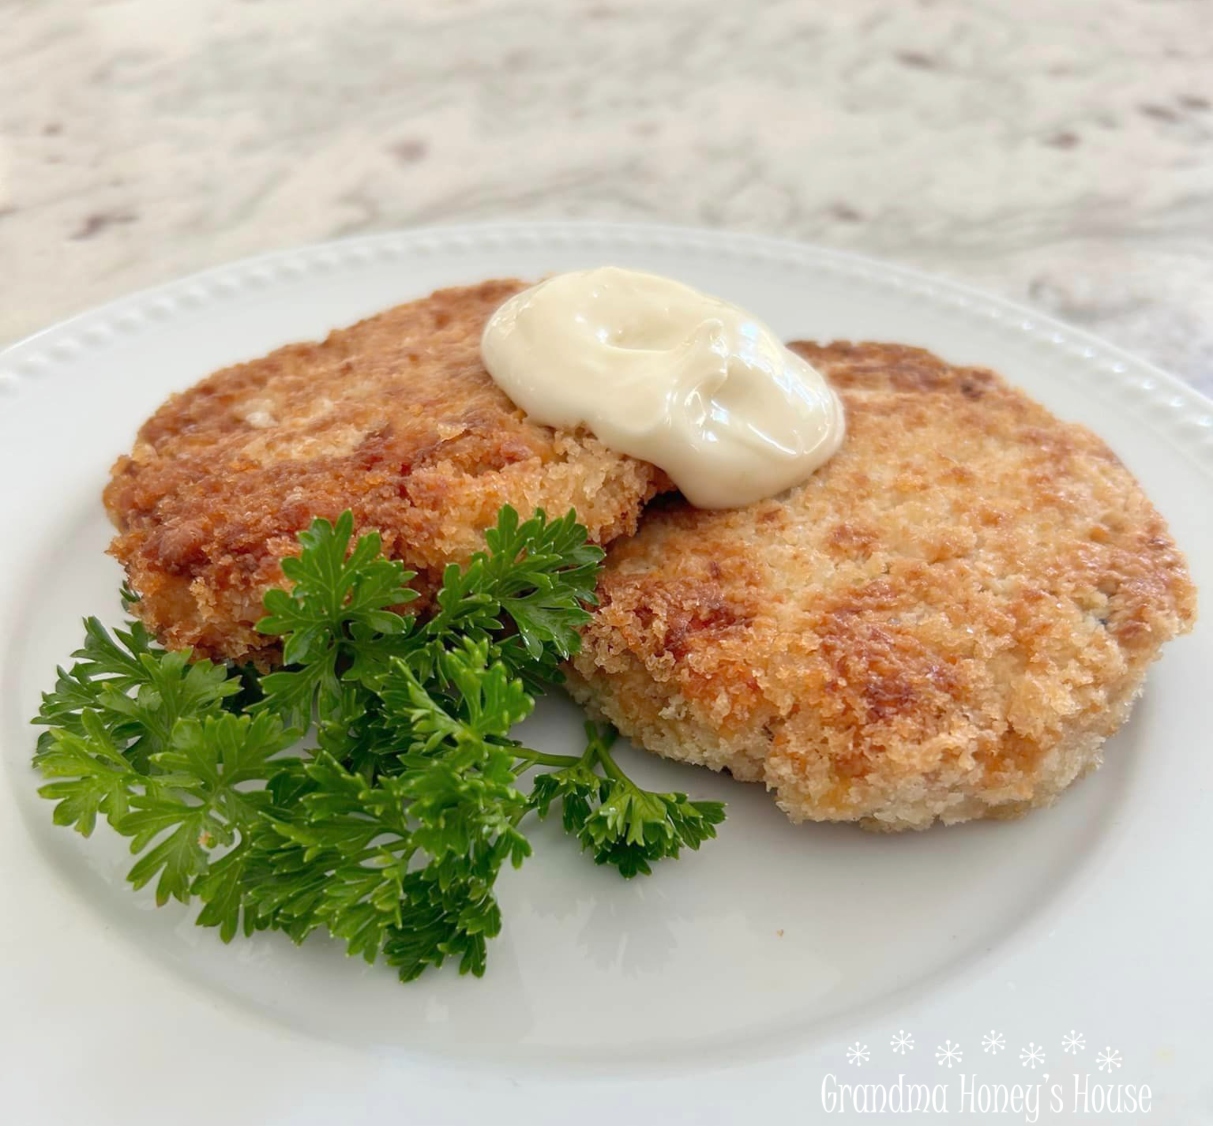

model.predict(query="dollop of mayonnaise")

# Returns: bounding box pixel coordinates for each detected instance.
[480,268,845,509]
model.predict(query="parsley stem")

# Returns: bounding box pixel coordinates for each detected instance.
[592,739,629,785]
[512,746,582,769]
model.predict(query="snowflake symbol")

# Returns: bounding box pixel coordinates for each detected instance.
[890,1030,915,1055]
[1096,1047,1123,1073]
[936,1040,963,1068]
[846,1042,870,1067]
[1062,1030,1086,1055]
[1020,1042,1046,1070]
[981,1031,1006,1055]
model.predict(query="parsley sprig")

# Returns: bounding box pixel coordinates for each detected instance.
[31,507,725,982]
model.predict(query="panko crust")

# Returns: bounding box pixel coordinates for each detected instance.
[104,280,667,665]
[567,342,1198,830]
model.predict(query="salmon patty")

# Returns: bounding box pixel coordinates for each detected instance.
[104,280,667,665]
[567,342,1197,831]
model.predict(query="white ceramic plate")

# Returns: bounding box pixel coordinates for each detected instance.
[1,224,1210,1125]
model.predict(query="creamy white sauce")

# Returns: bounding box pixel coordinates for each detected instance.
[479,268,845,509]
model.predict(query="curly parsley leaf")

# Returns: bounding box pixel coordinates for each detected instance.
[257,511,419,661]
[242,645,535,977]
[532,724,727,878]
[38,710,295,908]
[33,617,239,772]
[35,709,140,837]
[254,511,419,729]
[424,506,604,690]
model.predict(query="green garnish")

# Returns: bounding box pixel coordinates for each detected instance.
[31,507,725,982]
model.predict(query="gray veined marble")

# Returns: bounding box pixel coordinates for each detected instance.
[1,0,1210,394]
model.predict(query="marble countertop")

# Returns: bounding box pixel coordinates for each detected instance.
[2,0,1211,395]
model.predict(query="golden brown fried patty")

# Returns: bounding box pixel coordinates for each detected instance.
[104,280,667,665]
[567,342,1197,830]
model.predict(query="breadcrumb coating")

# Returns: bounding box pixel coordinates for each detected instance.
[567,342,1197,830]
[104,280,667,665]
